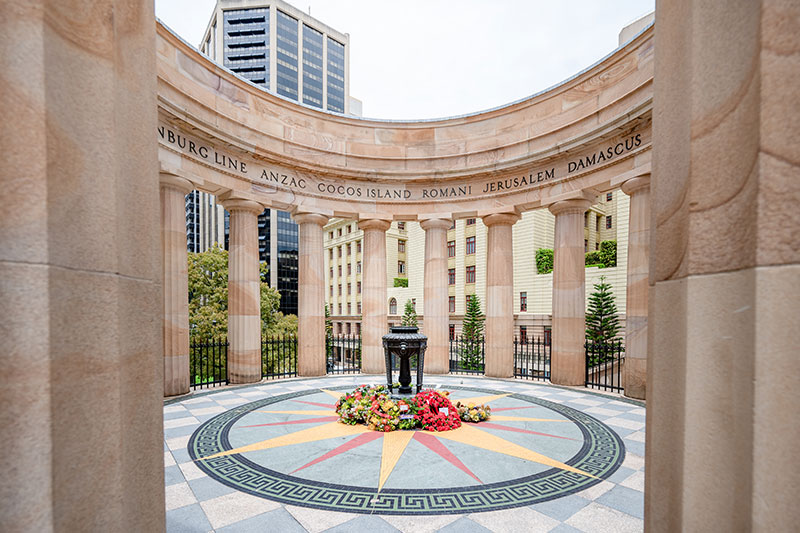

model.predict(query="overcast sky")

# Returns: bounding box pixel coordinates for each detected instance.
[155,1,654,120]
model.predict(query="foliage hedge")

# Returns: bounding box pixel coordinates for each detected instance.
[393,277,408,287]
[535,249,554,274]
[584,240,617,268]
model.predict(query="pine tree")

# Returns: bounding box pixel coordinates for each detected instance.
[401,299,418,326]
[585,276,622,344]
[461,295,485,371]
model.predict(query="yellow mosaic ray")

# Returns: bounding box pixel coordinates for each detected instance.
[490,416,571,422]
[257,410,335,416]
[434,424,596,479]
[320,389,346,400]
[451,393,511,405]
[197,422,369,461]
[378,430,415,491]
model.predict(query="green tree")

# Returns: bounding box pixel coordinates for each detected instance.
[401,299,418,326]
[536,248,554,274]
[324,304,334,366]
[585,276,623,364]
[461,295,485,371]
[598,240,617,268]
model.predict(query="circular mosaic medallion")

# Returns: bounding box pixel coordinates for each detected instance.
[188,385,624,515]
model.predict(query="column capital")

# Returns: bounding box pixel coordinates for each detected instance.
[159,172,195,194]
[220,198,265,215]
[548,198,592,216]
[621,174,651,196]
[419,218,452,231]
[482,212,521,227]
[358,218,392,231]
[293,212,329,227]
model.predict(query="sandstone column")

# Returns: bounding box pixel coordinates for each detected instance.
[295,212,329,376]
[221,199,265,383]
[360,218,391,374]
[647,1,800,530]
[0,1,165,530]
[548,199,592,386]
[621,176,649,399]
[160,173,194,396]
[420,218,452,373]
[483,213,520,378]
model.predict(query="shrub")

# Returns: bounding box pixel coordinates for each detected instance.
[536,248,553,274]
[393,277,408,287]
[585,251,602,266]
[598,240,617,268]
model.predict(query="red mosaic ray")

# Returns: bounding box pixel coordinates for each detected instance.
[293,400,336,409]
[478,422,576,441]
[291,432,383,474]
[241,416,338,428]
[491,406,541,412]
[414,431,482,484]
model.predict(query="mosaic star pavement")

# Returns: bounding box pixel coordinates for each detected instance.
[166,376,646,532]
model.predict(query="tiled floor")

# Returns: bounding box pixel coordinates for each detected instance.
[165,375,645,532]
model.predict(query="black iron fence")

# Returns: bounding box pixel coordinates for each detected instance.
[326,334,361,374]
[449,335,485,374]
[514,337,551,381]
[190,337,228,390]
[261,335,297,379]
[585,338,625,392]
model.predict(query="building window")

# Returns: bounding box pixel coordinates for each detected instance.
[347,224,352,234]
[330,285,333,296]
[449,324,455,340]
[346,322,351,334]
[357,241,362,253]
[397,221,406,230]
[520,325,528,343]
[466,294,472,306]
[338,228,342,237]
[448,240,456,257]
[398,261,405,274]
[347,243,351,255]
[347,264,352,275]
[398,240,405,252]
[329,249,333,260]
[465,265,476,283]
[544,327,552,346]
[448,268,455,285]
[466,218,476,225]
[357,302,362,314]
[338,303,342,314]
[338,246,342,257]
[389,298,397,315]
[607,192,613,201]
[466,236,476,255]
[329,231,333,239]
[338,265,342,276]
[357,281,361,293]
[347,282,351,294]
[347,303,351,315]
[357,261,361,273]
[606,215,612,229]
[449,296,455,313]
[520,292,527,312]
[337,322,342,333]
[338,284,342,295]
[329,267,333,277]
[356,322,361,335]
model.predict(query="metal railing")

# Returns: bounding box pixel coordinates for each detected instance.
[585,339,625,392]
[190,337,229,390]
[261,335,297,380]
[326,334,361,374]
[449,335,485,374]
[514,337,551,381]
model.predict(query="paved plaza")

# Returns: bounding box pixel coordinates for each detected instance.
[164,376,645,532]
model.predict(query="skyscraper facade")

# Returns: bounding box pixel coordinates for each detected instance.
[190,0,354,315]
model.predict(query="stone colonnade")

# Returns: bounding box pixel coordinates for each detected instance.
[159,182,652,395]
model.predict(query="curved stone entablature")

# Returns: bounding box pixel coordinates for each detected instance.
[156,21,653,218]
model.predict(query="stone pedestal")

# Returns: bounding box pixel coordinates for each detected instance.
[647,1,800,530]
[483,213,520,378]
[420,218,452,373]
[222,199,265,384]
[549,199,592,386]
[161,173,194,396]
[621,176,649,400]
[295,213,329,376]
[0,1,165,530]
[360,219,392,374]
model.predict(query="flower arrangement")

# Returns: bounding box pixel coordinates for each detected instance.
[335,386,478,432]
[454,401,491,423]
[413,390,461,432]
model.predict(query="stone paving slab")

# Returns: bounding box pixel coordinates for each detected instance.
[164,375,645,532]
